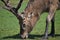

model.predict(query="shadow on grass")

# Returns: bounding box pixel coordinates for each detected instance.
[2,34,43,39]
[2,34,60,39]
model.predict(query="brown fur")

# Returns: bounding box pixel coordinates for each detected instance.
[20,0,60,39]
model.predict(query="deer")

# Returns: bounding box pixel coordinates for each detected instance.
[1,0,60,40]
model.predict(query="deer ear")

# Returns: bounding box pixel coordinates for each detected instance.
[20,14,24,19]
[20,12,25,19]
[31,12,34,17]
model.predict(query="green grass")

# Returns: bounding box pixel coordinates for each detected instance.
[0,0,60,40]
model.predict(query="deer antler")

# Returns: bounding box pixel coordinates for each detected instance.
[1,0,23,18]
[16,0,23,11]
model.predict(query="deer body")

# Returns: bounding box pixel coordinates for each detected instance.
[20,0,59,39]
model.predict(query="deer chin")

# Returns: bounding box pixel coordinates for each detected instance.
[20,32,28,39]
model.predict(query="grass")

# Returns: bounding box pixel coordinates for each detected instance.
[0,0,60,40]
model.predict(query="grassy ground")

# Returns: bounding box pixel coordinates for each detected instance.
[0,0,60,40]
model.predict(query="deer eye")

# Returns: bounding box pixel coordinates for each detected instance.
[22,24,26,30]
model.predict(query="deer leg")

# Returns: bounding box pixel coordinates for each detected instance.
[49,15,55,37]
[43,4,58,39]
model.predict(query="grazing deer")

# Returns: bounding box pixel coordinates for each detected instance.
[1,0,60,39]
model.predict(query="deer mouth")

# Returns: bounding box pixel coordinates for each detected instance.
[20,32,28,39]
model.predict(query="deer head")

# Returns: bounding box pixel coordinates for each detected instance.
[20,10,39,38]
[1,0,39,39]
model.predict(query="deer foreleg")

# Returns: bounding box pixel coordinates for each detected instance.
[49,15,55,37]
[43,4,58,39]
